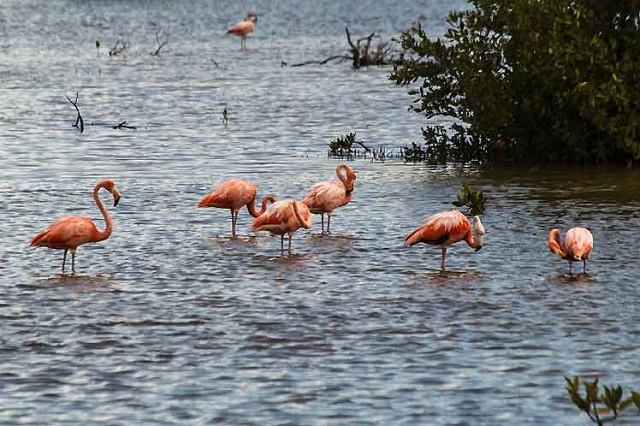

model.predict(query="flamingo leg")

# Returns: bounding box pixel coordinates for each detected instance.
[280,235,285,255]
[71,251,76,274]
[440,246,447,272]
[327,214,331,234]
[229,209,237,238]
[61,249,68,273]
[583,260,587,274]
[321,214,325,233]
[568,261,573,275]
[288,233,292,255]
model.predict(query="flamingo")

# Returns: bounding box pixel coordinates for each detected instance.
[226,13,258,50]
[30,179,121,274]
[302,163,356,233]
[251,199,312,255]
[404,209,485,272]
[198,179,275,238]
[548,227,593,274]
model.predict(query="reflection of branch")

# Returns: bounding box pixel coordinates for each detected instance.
[289,55,350,67]
[109,40,128,56]
[113,120,137,130]
[66,92,84,133]
[151,32,169,56]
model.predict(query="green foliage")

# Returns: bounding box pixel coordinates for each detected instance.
[565,376,640,425]
[390,0,640,165]
[452,184,486,215]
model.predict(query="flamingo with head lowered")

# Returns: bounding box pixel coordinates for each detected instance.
[30,179,121,274]
[548,227,593,274]
[404,209,485,272]
[251,199,312,255]
[198,179,275,238]
[227,13,258,50]
[302,163,356,234]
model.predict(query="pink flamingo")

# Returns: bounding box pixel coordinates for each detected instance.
[226,13,258,50]
[30,179,121,274]
[251,199,312,255]
[198,179,275,238]
[302,164,356,233]
[404,210,485,272]
[548,227,593,274]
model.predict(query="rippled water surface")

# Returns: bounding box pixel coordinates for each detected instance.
[2,1,640,425]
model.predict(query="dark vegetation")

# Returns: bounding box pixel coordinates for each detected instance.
[452,184,486,215]
[390,0,640,166]
[287,28,395,68]
[566,376,640,425]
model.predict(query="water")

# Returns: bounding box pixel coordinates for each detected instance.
[1,1,640,424]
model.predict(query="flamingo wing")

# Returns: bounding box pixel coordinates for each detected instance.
[227,21,255,36]
[31,216,99,250]
[251,200,294,234]
[302,181,347,213]
[404,210,470,247]
[565,228,594,260]
[198,180,256,209]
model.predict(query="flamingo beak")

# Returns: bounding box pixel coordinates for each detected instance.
[475,246,483,252]
[113,190,121,207]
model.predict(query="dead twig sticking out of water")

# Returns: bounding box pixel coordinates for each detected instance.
[109,40,128,56]
[66,92,84,133]
[287,27,395,68]
[113,121,137,130]
[151,32,169,56]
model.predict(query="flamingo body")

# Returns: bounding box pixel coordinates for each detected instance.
[302,163,356,233]
[227,13,258,50]
[251,199,312,254]
[404,210,485,272]
[31,179,120,274]
[548,227,593,273]
[198,179,274,238]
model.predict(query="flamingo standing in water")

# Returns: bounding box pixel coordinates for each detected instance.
[404,210,485,272]
[227,13,258,50]
[548,227,593,274]
[30,179,121,274]
[198,179,275,238]
[251,199,312,255]
[302,164,356,233]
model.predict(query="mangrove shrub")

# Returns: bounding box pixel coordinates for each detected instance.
[390,0,640,165]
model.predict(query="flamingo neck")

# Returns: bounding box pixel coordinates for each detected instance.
[337,164,354,193]
[291,201,310,229]
[247,196,274,218]
[548,229,567,258]
[93,184,112,242]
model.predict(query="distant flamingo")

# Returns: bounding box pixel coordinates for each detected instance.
[404,210,485,272]
[30,179,121,274]
[227,13,258,50]
[198,179,275,238]
[302,164,356,233]
[251,199,312,255]
[548,227,593,274]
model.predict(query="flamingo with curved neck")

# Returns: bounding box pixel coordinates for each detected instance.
[302,163,356,233]
[404,210,485,272]
[251,199,312,255]
[548,227,593,274]
[31,179,121,274]
[198,179,275,238]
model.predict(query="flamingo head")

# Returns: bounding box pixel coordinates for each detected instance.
[101,180,121,207]
[338,164,356,193]
[472,215,485,251]
[246,13,258,23]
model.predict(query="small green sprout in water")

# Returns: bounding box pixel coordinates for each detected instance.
[452,184,487,216]
[565,376,640,425]
[221,108,230,125]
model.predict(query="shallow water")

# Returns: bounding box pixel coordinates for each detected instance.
[2,1,640,425]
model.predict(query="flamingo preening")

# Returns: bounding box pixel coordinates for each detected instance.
[30,179,121,274]
[251,199,312,255]
[404,210,485,272]
[548,227,593,274]
[198,179,274,238]
[302,163,356,233]
[227,13,258,50]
